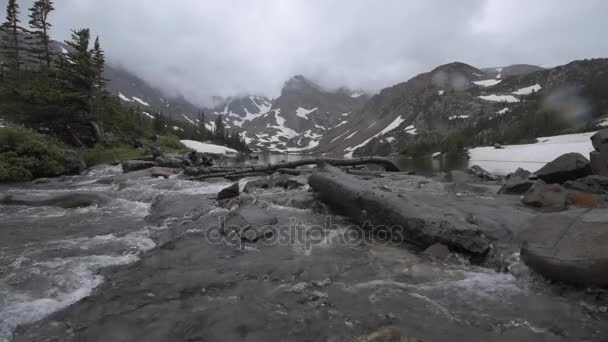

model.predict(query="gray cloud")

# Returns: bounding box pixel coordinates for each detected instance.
[8,0,608,105]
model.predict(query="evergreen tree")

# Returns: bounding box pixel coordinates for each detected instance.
[27,0,54,68]
[58,28,96,122]
[214,114,225,139]
[198,111,207,140]
[0,0,21,76]
[91,36,106,88]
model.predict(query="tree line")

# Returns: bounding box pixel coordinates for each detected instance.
[0,0,249,152]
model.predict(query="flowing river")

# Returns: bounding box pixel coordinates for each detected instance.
[0,164,606,341]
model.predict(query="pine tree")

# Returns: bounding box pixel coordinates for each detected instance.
[214,114,225,139]
[1,0,21,76]
[198,111,207,139]
[91,36,106,88]
[58,28,96,121]
[27,0,54,68]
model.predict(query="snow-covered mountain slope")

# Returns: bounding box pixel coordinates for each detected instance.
[312,59,608,157]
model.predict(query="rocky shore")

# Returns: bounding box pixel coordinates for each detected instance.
[2,130,608,341]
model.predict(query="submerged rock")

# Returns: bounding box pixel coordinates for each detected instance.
[0,192,109,208]
[499,168,534,194]
[521,180,568,211]
[309,164,490,257]
[520,210,608,287]
[121,160,156,173]
[533,152,591,184]
[222,206,278,243]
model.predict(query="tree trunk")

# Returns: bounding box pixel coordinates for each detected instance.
[89,121,105,144]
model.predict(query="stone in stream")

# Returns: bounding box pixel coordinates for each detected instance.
[97,167,179,184]
[243,174,307,193]
[533,152,591,184]
[521,180,568,211]
[217,183,239,200]
[121,159,156,173]
[520,210,608,287]
[308,163,490,257]
[222,206,278,243]
[154,155,186,169]
[0,192,109,208]
[468,165,499,181]
[498,168,534,194]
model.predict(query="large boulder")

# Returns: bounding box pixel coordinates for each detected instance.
[121,160,156,173]
[155,155,185,169]
[590,129,608,151]
[498,168,534,194]
[217,183,239,200]
[533,152,591,184]
[468,165,498,181]
[222,206,278,243]
[590,149,608,176]
[521,180,568,211]
[564,175,608,194]
[520,210,608,287]
[309,164,490,257]
[0,192,109,208]
[243,174,306,193]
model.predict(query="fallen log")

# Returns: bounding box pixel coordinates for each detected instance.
[308,163,491,258]
[189,157,400,181]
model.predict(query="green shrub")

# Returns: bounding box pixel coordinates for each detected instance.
[156,134,188,152]
[81,144,144,166]
[0,126,69,182]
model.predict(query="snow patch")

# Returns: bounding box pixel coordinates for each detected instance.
[473,79,502,87]
[478,94,520,103]
[384,137,396,143]
[512,84,541,95]
[496,108,509,115]
[181,114,195,124]
[438,90,445,95]
[344,132,357,140]
[181,140,238,155]
[378,116,405,136]
[598,118,608,127]
[131,96,150,106]
[351,91,365,98]
[60,46,68,54]
[449,115,470,120]
[404,125,418,135]
[468,131,597,175]
[295,107,318,120]
[142,111,154,119]
[118,92,133,102]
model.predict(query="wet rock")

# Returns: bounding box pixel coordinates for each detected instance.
[590,149,608,176]
[217,183,239,200]
[98,167,178,184]
[358,326,403,342]
[0,192,109,208]
[309,164,490,257]
[155,156,185,169]
[243,174,306,193]
[121,160,156,173]
[239,193,255,206]
[590,129,608,151]
[533,152,591,184]
[222,206,278,243]
[146,193,216,223]
[499,168,534,194]
[494,143,504,149]
[423,243,451,261]
[563,175,608,194]
[521,180,568,211]
[520,210,608,287]
[469,165,498,181]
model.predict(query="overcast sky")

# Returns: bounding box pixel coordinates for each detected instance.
[8,0,608,105]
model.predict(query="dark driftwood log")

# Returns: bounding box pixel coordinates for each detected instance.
[308,163,490,257]
[189,157,400,181]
